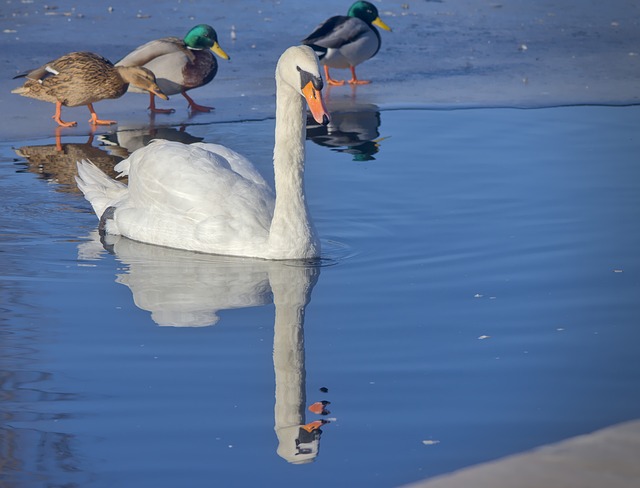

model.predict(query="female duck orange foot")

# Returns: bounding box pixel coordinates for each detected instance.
[52,101,77,127]
[87,103,116,125]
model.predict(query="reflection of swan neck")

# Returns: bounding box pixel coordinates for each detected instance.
[268,77,318,258]
[271,265,319,463]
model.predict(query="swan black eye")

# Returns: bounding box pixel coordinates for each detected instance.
[297,66,323,91]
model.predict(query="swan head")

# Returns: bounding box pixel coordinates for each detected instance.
[276,46,330,126]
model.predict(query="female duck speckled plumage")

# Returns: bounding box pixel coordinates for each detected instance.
[116,24,230,113]
[302,1,391,86]
[12,51,167,127]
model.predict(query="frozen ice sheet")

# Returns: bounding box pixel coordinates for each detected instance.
[1,0,639,139]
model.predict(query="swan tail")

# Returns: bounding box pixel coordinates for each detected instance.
[75,159,127,220]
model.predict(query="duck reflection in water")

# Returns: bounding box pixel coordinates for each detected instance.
[15,128,125,193]
[306,100,384,161]
[78,233,331,463]
[98,122,203,154]
[15,124,203,193]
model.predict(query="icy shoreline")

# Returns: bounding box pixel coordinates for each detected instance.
[1,0,639,139]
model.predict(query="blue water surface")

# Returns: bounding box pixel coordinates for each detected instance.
[1,105,639,488]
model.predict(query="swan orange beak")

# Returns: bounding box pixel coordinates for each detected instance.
[302,81,330,126]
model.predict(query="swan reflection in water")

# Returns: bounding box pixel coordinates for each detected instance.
[79,233,330,463]
[306,100,385,161]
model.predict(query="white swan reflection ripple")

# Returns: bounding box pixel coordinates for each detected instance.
[78,233,329,463]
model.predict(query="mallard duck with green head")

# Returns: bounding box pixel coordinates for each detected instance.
[116,24,230,113]
[302,1,391,86]
[12,51,167,127]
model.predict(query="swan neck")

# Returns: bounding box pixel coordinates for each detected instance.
[268,77,318,259]
[273,81,306,180]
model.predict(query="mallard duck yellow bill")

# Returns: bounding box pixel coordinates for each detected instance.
[210,42,230,60]
[372,17,392,32]
[302,80,330,125]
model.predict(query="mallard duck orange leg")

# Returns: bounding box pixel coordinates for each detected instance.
[87,103,116,125]
[182,90,213,112]
[148,93,175,114]
[347,66,371,85]
[52,101,77,127]
[324,65,345,86]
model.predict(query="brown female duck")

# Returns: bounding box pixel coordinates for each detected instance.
[12,51,168,127]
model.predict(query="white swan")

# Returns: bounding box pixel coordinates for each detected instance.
[76,46,329,260]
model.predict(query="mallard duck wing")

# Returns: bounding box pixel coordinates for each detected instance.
[116,37,195,67]
[303,16,370,50]
[12,52,125,106]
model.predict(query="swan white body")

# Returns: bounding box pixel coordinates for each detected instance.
[76,46,329,260]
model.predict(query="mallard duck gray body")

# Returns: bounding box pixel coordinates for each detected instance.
[302,1,391,86]
[116,25,230,113]
[12,51,167,127]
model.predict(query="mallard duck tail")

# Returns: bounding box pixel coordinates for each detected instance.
[303,43,328,61]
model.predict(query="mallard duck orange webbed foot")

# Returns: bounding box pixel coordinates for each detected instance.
[88,115,116,125]
[148,93,175,114]
[347,66,371,85]
[52,101,77,127]
[87,104,116,125]
[53,115,77,127]
[182,91,213,113]
[324,65,345,86]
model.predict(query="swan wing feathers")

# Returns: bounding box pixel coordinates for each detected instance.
[76,159,128,219]
[112,140,274,254]
[193,142,271,189]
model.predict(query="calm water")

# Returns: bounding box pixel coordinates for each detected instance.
[2,106,640,488]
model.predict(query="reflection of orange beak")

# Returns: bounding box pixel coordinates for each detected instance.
[308,401,330,415]
[302,81,330,125]
[302,420,327,433]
